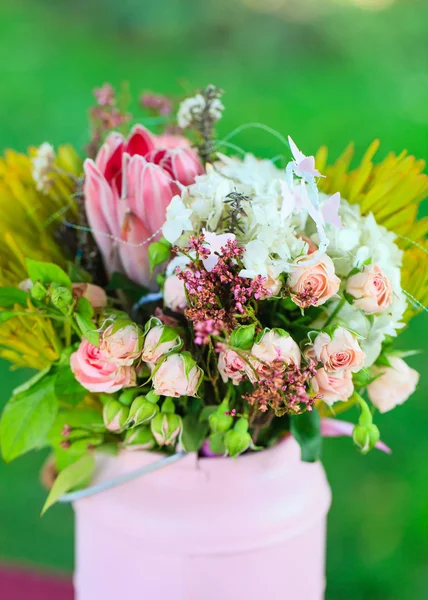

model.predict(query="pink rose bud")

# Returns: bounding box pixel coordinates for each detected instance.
[150,398,182,446]
[313,327,365,373]
[312,368,354,406]
[103,399,130,432]
[251,329,301,368]
[152,353,203,398]
[209,399,234,433]
[142,324,181,364]
[218,350,256,385]
[100,322,143,366]
[288,255,340,308]
[346,264,393,314]
[163,274,187,313]
[367,356,419,413]
[72,283,107,308]
[352,423,380,454]
[224,418,252,458]
[127,395,159,426]
[124,426,156,451]
[70,339,136,393]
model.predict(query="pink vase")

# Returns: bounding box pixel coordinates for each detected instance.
[73,437,331,600]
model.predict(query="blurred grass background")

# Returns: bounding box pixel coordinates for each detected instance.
[0,0,427,598]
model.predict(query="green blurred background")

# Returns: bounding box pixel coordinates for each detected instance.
[0,0,427,598]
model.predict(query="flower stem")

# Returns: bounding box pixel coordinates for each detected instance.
[323,297,346,328]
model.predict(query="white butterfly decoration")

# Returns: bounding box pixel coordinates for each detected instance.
[287,136,324,181]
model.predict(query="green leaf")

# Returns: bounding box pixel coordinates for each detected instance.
[230,324,256,350]
[148,240,171,275]
[75,314,100,346]
[42,454,95,514]
[66,261,92,284]
[54,365,88,406]
[48,409,105,447]
[199,405,217,422]
[290,408,322,463]
[77,296,94,319]
[13,366,52,395]
[0,311,22,324]
[26,259,72,289]
[0,373,58,462]
[0,287,29,309]
[106,272,148,303]
[181,414,208,452]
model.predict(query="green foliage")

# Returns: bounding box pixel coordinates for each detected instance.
[76,296,94,319]
[181,413,208,452]
[0,287,29,308]
[0,369,58,462]
[42,454,95,514]
[75,313,100,346]
[26,259,72,290]
[290,408,322,463]
[148,239,171,275]
[106,272,148,303]
[53,363,87,407]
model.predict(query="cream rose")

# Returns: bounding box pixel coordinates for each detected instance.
[152,354,202,398]
[70,340,136,393]
[346,264,392,315]
[100,323,142,366]
[251,329,301,367]
[163,274,187,313]
[288,255,340,308]
[312,368,354,406]
[142,325,180,364]
[313,327,365,373]
[367,356,419,413]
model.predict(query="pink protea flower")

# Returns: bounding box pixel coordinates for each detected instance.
[84,125,203,288]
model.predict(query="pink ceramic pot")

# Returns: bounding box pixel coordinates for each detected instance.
[73,437,331,600]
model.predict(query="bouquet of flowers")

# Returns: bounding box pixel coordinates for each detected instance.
[0,84,426,511]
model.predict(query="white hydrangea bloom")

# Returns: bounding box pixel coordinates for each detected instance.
[31,142,55,193]
[162,195,193,243]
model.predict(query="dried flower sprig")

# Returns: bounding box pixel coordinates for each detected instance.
[244,360,319,415]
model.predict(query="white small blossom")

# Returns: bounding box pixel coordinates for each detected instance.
[177,93,224,129]
[31,142,55,193]
[162,195,193,243]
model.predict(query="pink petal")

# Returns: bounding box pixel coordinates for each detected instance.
[139,162,175,234]
[297,156,323,179]
[321,418,392,454]
[95,132,124,175]
[118,212,154,289]
[83,159,115,262]
[202,230,236,272]
[155,133,191,150]
[126,124,156,157]
[322,192,342,229]
[170,148,204,186]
